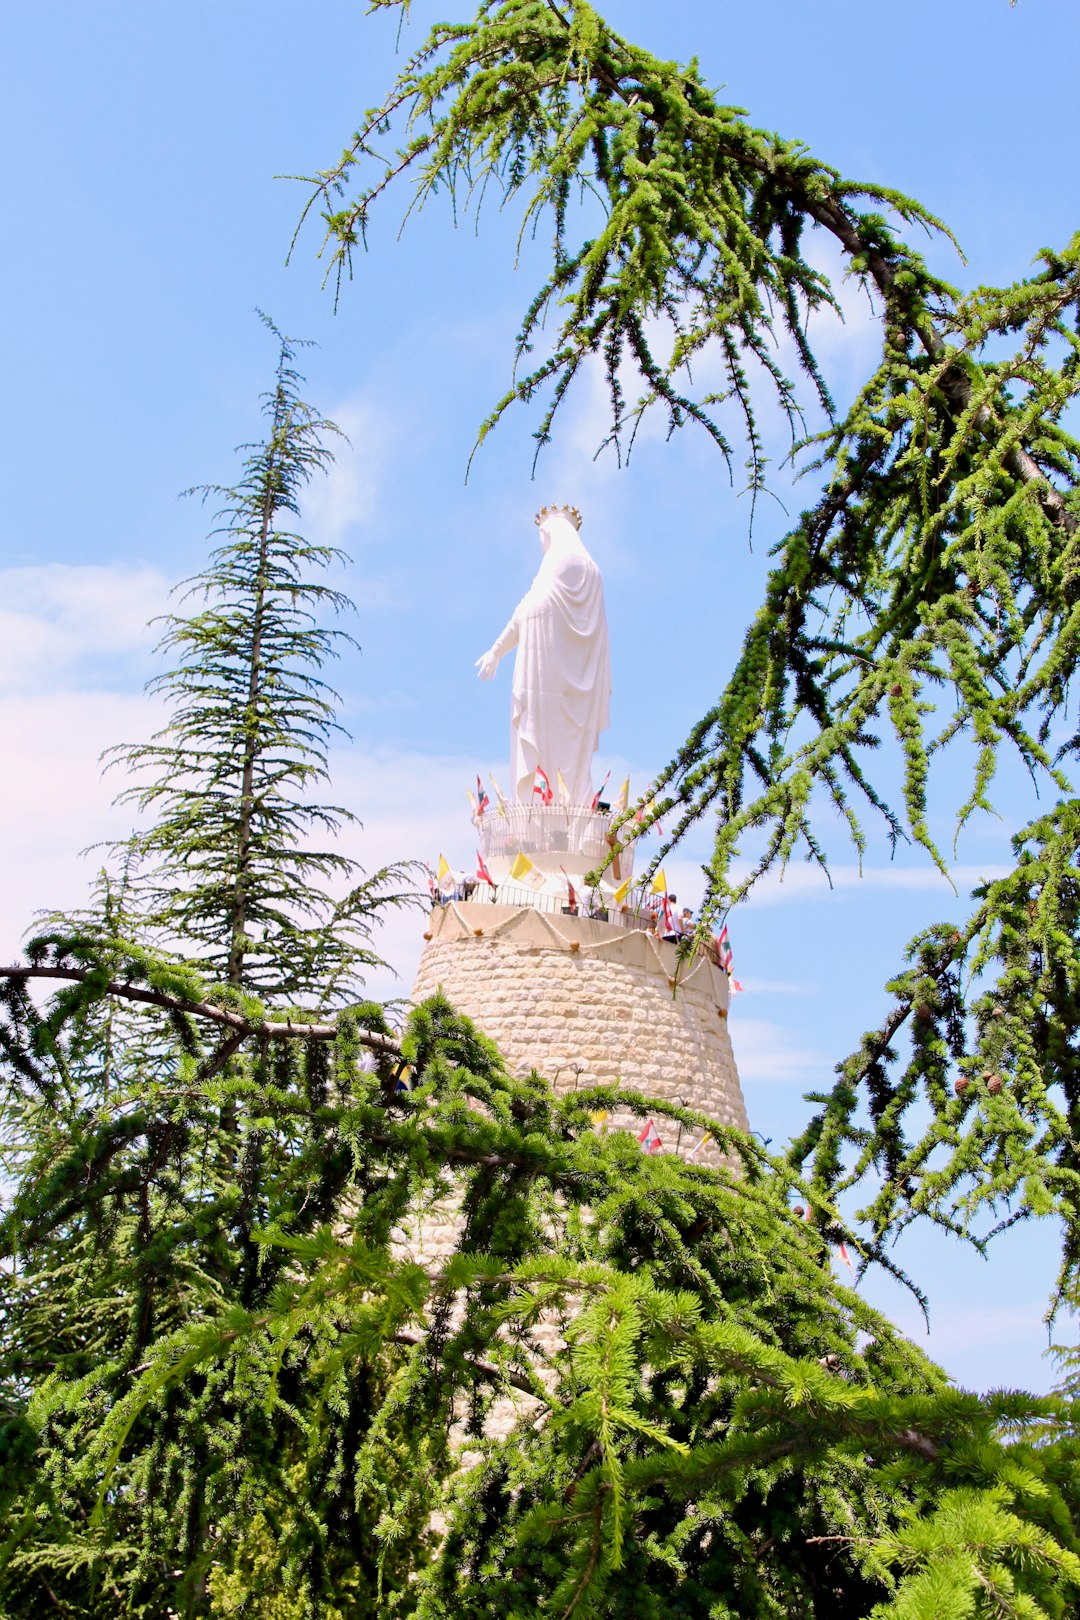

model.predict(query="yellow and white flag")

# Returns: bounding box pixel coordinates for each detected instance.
[556,768,571,805]
[509,850,546,892]
[437,854,454,892]
[650,867,668,896]
[590,1109,609,1132]
[489,773,509,818]
[615,776,630,814]
[613,875,634,904]
[686,1132,713,1161]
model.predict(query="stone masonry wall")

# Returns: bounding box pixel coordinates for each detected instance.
[405,900,749,1441]
[409,901,748,1155]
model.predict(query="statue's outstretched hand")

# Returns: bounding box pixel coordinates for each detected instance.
[476,649,499,681]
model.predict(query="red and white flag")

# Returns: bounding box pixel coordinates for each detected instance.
[590,771,611,811]
[638,1118,664,1155]
[533,765,554,806]
[476,850,497,891]
[715,924,745,992]
[560,866,578,910]
[475,775,490,816]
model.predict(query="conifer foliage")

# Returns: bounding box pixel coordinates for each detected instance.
[299,0,1080,1290]
[110,317,413,1005]
[5,955,1080,1618]
[6,3,1080,1617]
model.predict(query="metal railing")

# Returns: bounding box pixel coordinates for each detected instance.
[435,883,656,931]
[477,803,620,867]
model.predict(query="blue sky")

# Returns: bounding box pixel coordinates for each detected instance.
[3,0,1079,1390]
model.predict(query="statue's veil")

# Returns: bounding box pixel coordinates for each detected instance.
[510,508,612,802]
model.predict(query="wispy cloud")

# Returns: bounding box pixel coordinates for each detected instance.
[299,395,390,549]
[0,563,168,692]
[0,689,163,952]
[729,1016,828,1084]
[736,861,1010,909]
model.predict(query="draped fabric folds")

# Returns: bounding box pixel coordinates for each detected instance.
[488,511,612,805]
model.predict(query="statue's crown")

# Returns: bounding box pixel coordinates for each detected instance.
[535,503,582,531]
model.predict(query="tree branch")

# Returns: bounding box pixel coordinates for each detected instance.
[0,964,402,1057]
[390,1328,544,1399]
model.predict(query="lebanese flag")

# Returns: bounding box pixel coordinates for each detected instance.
[659,893,676,936]
[476,850,497,891]
[560,866,578,910]
[638,1118,663,1155]
[475,775,490,816]
[590,771,611,811]
[716,924,734,974]
[533,765,554,806]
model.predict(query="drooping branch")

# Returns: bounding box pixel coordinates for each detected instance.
[0,963,402,1057]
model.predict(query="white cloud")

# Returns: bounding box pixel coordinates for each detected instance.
[0,563,168,692]
[736,861,1010,909]
[0,566,173,950]
[0,559,490,995]
[0,689,163,953]
[327,745,493,1002]
[727,1015,828,1084]
[299,396,388,549]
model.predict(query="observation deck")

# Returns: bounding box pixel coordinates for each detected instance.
[476,801,634,893]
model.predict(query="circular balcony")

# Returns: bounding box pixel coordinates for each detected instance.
[476,802,633,882]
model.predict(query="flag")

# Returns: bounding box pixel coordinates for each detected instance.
[466,788,478,816]
[658,893,676,936]
[560,866,578,910]
[732,979,745,994]
[638,1118,663,1155]
[509,850,546,892]
[591,771,611,811]
[533,765,553,805]
[686,1131,713,1161]
[614,777,630,814]
[650,868,668,896]
[476,850,497,890]
[437,854,454,894]
[613,875,633,904]
[556,768,571,805]
[836,1241,854,1272]
[636,796,663,835]
[590,1108,609,1130]
[475,775,490,816]
[427,869,437,900]
[489,773,509,817]
[716,923,733,974]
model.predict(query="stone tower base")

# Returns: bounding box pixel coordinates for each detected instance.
[409,902,747,1155]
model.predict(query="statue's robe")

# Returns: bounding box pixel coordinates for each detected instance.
[488,513,612,805]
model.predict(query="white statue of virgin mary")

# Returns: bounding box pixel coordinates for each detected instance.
[476,505,612,806]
